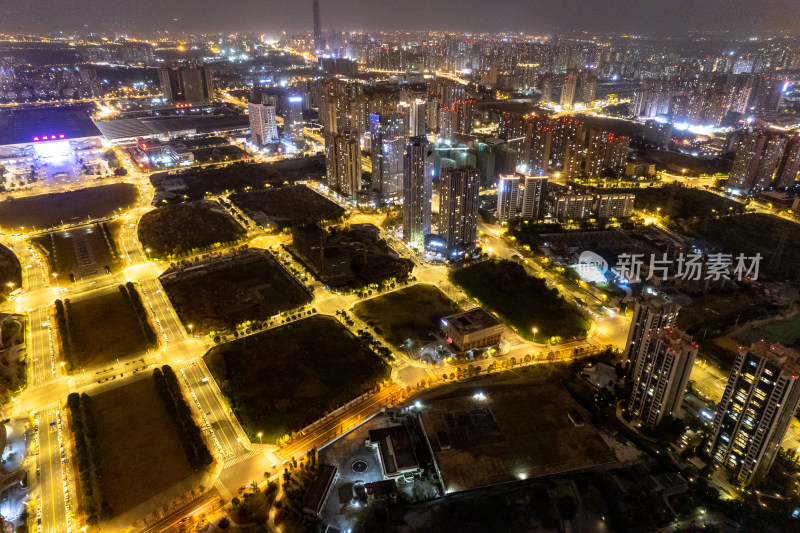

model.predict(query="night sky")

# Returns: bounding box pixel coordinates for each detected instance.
[0,0,799,36]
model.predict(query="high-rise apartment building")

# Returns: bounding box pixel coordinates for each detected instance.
[439,167,480,250]
[707,342,800,485]
[628,327,697,429]
[248,96,279,146]
[403,136,432,247]
[370,113,406,201]
[540,73,554,104]
[623,296,680,372]
[324,129,362,198]
[775,135,800,188]
[560,71,577,107]
[159,66,213,103]
[497,173,521,222]
[551,194,595,221]
[578,71,598,104]
[594,193,634,219]
[519,174,547,219]
[729,132,768,191]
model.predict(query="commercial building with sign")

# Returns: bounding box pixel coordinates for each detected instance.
[0,107,104,162]
[441,308,504,352]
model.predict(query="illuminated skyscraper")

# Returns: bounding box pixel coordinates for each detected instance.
[540,73,554,103]
[312,0,324,55]
[707,342,800,485]
[403,136,432,247]
[439,167,480,250]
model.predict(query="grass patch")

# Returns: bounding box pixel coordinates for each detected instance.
[138,201,246,258]
[204,316,390,443]
[88,377,195,516]
[161,250,311,334]
[353,284,461,346]
[230,185,345,227]
[32,222,120,281]
[450,259,590,342]
[688,213,800,279]
[67,290,148,368]
[0,183,138,231]
[0,244,21,300]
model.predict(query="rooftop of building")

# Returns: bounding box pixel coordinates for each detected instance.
[747,341,800,369]
[301,464,338,515]
[93,114,249,141]
[0,106,102,145]
[367,425,420,475]
[442,307,502,336]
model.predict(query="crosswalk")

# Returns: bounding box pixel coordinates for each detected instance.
[223,449,260,469]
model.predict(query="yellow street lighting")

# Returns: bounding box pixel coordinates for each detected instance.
[532,327,538,343]
[257,432,263,446]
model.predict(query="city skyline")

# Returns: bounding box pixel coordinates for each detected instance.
[1,0,800,36]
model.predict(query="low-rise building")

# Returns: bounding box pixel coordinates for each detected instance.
[441,308,504,351]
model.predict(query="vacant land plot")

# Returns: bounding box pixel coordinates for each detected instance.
[205,316,390,443]
[689,213,800,279]
[161,250,311,334]
[32,222,120,281]
[192,145,248,163]
[450,260,590,342]
[230,185,345,226]
[0,183,138,231]
[69,290,148,367]
[0,244,21,300]
[91,377,194,515]
[353,284,461,346]
[420,384,614,493]
[149,156,326,200]
[138,201,246,258]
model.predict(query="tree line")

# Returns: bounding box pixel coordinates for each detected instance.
[119,282,158,348]
[153,365,213,469]
[54,299,76,371]
[67,392,112,524]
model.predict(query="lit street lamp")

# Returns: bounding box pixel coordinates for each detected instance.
[257,432,263,446]
[188,324,194,336]
[532,327,538,343]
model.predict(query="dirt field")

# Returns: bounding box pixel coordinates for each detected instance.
[0,183,138,231]
[91,377,194,515]
[353,284,461,346]
[161,250,311,334]
[32,222,120,281]
[204,316,390,443]
[69,290,148,368]
[230,185,345,226]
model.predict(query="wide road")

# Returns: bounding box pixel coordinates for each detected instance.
[36,407,71,533]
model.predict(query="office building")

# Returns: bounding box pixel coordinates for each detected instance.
[312,0,324,55]
[623,296,680,372]
[439,167,480,250]
[159,66,213,103]
[283,93,305,141]
[497,173,521,222]
[403,136,432,247]
[707,342,800,485]
[324,129,362,198]
[519,174,547,219]
[628,328,697,429]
